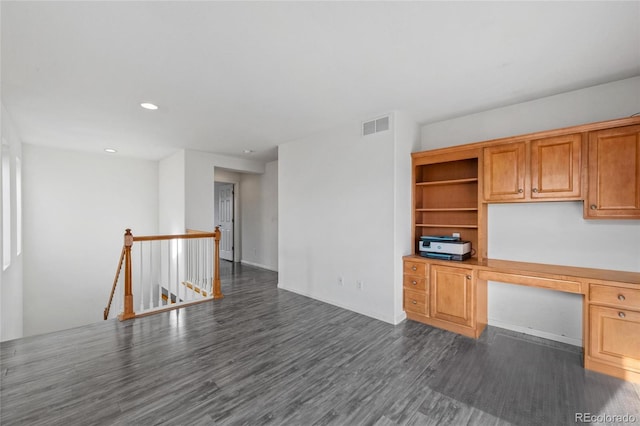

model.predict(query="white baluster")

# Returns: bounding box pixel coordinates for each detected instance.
[176,238,181,303]
[167,239,171,304]
[148,241,153,310]
[139,243,144,312]
[155,241,161,308]
[208,237,213,296]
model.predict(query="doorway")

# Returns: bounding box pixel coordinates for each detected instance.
[216,182,234,261]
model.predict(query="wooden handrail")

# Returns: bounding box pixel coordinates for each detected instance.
[133,232,216,242]
[103,245,126,320]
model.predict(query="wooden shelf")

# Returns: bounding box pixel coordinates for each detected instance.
[416,208,478,212]
[416,224,479,229]
[416,178,478,186]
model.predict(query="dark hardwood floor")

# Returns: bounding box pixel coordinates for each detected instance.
[2,262,639,426]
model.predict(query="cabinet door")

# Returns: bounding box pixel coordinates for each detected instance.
[430,265,474,327]
[589,305,640,371]
[483,142,526,201]
[586,125,640,218]
[530,134,582,199]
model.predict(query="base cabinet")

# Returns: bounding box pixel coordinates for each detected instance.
[430,265,474,327]
[588,305,640,373]
[587,281,640,381]
[403,258,486,339]
[403,261,429,318]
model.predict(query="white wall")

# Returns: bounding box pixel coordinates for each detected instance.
[279,116,399,323]
[159,150,186,234]
[184,149,264,233]
[241,160,278,271]
[420,77,640,345]
[1,104,24,341]
[392,112,421,322]
[185,150,214,232]
[22,144,158,337]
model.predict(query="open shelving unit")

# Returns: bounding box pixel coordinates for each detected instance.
[412,153,482,259]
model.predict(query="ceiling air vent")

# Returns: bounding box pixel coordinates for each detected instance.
[362,115,390,136]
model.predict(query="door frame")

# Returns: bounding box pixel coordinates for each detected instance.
[214,180,241,263]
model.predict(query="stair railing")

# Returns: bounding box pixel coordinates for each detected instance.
[104,227,222,321]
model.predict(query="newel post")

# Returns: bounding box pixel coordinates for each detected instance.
[119,228,136,320]
[213,226,223,299]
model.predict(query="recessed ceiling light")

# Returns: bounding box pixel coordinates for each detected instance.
[243,149,254,154]
[140,102,158,110]
[104,148,117,153]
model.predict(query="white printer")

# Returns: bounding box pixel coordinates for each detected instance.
[419,236,472,261]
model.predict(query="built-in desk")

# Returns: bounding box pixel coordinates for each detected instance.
[403,255,640,382]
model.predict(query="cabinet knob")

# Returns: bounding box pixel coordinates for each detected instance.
[412,266,417,271]
[466,275,472,280]
[412,300,417,305]
[618,294,626,301]
[618,312,626,319]
[412,281,417,285]
[590,204,597,210]
[518,188,523,193]
[532,188,538,193]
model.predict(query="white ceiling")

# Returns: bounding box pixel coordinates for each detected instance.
[2,1,639,162]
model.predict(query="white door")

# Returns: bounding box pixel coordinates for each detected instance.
[218,184,234,261]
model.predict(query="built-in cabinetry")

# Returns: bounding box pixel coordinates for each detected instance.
[483,133,582,202]
[405,116,640,383]
[585,124,640,218]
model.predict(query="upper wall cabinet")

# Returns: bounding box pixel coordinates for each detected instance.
[530,134,582,199]
[483,134,582,203]
[483,142,526,201]
[586,125,640,219]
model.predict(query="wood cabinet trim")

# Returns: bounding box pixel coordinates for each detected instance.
[413,116,640,159]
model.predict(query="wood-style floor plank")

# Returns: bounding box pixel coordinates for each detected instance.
[2,262,639,425]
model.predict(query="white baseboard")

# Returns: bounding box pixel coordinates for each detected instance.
[240,259,278,272]
[277,282,396,325]
[488,318,582,347]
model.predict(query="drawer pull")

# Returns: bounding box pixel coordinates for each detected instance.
[466,275,472,280]
[532,188,538,193]
[412,266,417,271]
[618,294,626,301]
[412,300,417,305]
[590,204,597,210]
[518,188,523,193]
[412,281,417,286]
[618,312,626,319]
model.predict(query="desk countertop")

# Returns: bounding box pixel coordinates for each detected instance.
[403,255,640,286]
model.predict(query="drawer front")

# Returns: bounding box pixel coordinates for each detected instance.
[404,260,427,277]
[589,305,640,371]
[404,289,428,316]
[403,275,427,291]
[590,284,640,311]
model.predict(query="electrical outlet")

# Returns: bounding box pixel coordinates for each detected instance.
[452,232,461,238]
[356,280,363,290]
